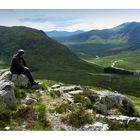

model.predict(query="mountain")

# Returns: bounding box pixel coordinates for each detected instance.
[0,26,103,84]
[54,22,140,58]
[46,30,84,38]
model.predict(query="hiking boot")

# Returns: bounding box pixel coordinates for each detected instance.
[31,81,39,86]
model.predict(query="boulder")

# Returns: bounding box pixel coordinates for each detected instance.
[0,72,16,109]
[11,74,29,87]
[93,90,138,117]
[0,71,29,87]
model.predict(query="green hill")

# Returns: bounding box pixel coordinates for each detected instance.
[54,22,140,58]
[0,26,103,85]
[0,26,140,97]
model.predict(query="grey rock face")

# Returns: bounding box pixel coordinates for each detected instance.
[93,90,138,117]
[0,71,12,81]
[0,71,16,109]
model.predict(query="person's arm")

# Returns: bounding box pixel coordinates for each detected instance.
[23,58,28,67]
[14,57,24,69]
[22,58,30,71]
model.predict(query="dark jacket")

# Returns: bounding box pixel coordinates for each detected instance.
[10,54,27,74]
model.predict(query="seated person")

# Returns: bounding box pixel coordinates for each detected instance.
[10,49,38,87]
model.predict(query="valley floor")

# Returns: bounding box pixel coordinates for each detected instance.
[84,49,140,71]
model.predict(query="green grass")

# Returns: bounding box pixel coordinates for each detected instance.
[108,120,140,130]
[60,106,95,128]
[129,96,140,116]
[0,108,11,128]
[85,49,140,70]
[0,85,52,130]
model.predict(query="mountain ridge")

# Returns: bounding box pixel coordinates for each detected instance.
[53,22,140,58]
[46,30,84,38]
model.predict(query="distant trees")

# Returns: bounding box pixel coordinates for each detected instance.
[104,67,134,75]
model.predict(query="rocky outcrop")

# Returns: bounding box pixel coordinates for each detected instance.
[0,71,16,109]
[48,84,83,103]
[96,114,140,127]
[44,84,140,130]
[80,122,109,131]
[0,71,29,109]
[93,90,138,117]
[47,114,109,131]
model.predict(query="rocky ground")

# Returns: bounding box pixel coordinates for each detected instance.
[0,71,140,130]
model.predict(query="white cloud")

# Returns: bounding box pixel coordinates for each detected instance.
[1,10,140,31]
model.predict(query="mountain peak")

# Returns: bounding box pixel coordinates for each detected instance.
[112,21,140,31]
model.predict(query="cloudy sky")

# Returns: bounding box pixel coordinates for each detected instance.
[1,9,140,31]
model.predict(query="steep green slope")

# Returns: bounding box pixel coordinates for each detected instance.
[0,26,103,85]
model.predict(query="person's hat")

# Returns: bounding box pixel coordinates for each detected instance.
[18,49,25,55]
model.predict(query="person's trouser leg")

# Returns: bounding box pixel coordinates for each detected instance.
[22,68,35,85]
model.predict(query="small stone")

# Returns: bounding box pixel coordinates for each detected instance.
[39,90,47,95]
[21,125,26,128]
[5,126,10,130]
[25,95,37,105]
[68,90,83,95]
[85,109,93,114]
[51,84,61,89]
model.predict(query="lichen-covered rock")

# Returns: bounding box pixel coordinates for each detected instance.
[0,71,11,81]
[11,74,29,87]
[94,90,138,117]
[49,85,82,93]
[97,114,140,126]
